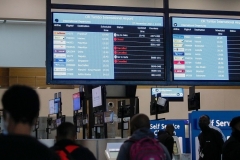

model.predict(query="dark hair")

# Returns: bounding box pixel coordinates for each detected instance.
[57,122,76,139]
[130,114,150,130]
[230,116,240,128]
[204,115,210,120]
[166,124,175,131]
[157,130,165,137]
[1,85,40,125]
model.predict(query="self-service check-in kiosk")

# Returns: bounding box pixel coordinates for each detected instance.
[173,136,181,160]
[172,136,191,160]
[189,111,240,160]
[105,143,123,160]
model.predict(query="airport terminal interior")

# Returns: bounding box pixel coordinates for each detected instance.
[1,0,240,159]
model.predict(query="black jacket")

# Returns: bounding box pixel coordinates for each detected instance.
[198,127,224,160]
[158,131,174,159]
[0,134,59,160]
[222,131,240,160]
[116,128,171,160]
[52,139,96,160]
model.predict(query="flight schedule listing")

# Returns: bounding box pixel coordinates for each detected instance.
[172,17,240,81]
[52,13,164,80]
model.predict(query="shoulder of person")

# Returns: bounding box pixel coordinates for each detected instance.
[164,135,173,141]
[35,141,57,154]
[211,128,222,135]
[0,134,6,141]
[225,136,239,145]
[198,132,203,137]
[121,140,133,150]
[72,146,94,155]
[76,145,91,151]
[223,138,240,157]
[31,140,60,159]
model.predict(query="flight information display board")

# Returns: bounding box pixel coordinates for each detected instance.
[172,17,240,81]
[52,12,164,81]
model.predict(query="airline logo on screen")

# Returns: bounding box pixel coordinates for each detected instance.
[53,32,67,76]
[73,93,80,99]
[173,35,185,78]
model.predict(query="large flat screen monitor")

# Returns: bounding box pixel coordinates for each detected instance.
[73,92,81,111]
[188,92,200,111]
[151,88,184,101]
[172,17,240,81]
[48,12,165,84]
[54,98,61,114]
[49,99,55,114]
[150,94,169,115]
[92,86,102,108]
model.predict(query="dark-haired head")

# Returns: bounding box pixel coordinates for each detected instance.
[130,114,150,134]
[199,115,210,125]
[230,116,240,132]
[204,115,210,121]
[1,85,40,134]
[56,122,76,141]
[166,124,175,136]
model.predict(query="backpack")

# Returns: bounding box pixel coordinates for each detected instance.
[128,137,166,160]
[56,145,78,160]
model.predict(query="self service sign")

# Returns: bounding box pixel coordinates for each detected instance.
[189,110,240,160]
[150,120,186,152]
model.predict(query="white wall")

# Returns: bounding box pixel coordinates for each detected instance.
[0,23,45,67]
[169,0,240,11]
[1,87,240,119]
[0,0,240,20]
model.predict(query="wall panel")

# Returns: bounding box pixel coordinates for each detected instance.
[1,88,240,118]
[0,68,9,87]
[1,0,239,20]
[169,0,240,11]
[9,68,46,87]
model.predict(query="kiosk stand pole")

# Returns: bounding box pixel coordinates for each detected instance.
[34,120,39,139]
[120,100,126,138]
[46,116,52,139]
[155,93,160,120]
[121,105,124,138]
[155,105,158,120]
[35,129,38,139]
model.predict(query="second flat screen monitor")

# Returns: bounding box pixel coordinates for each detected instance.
[172,17,240,81]
[73,92,81,111]
[92,86,102,108]
[151,88,184,101]
[49,99,55,114]
[49,99,60,114]
[52,12,165,81]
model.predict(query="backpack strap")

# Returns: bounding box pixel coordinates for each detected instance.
[125,138,137,160]
[58,145,79,160]
[65,145,79,153]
